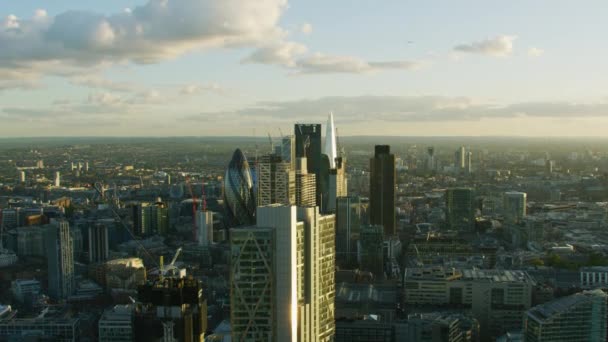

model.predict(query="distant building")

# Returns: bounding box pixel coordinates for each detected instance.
[0,307,80,342]
[580,266,608,289]
[46,220,74,300]
[54,171,61,187]
[11,279,41,304]
[196,210,214,246]
[18,170,25,183]
[455,146,466,170]
[503,191,527,224]
[257,153,296,206]
[295,123,323,206]
[88,224,109,263]
[223,148,256,226]
[370,145,396,236]
[406,312,479,342]
[336,196,362,267]
[523,289,607,342]
[445,188,476,231]
[335,317,393,342]
[403,267,534,341]
[99,304,134,342]
[281,135,296,170]
[295,157,316,207]
[132,201,170,236]
[134,277,207,342]
[358,225,385,278]
[327,157,348,213]
[105,258,147,290]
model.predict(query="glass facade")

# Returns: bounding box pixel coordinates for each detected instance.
[224,149,256,226]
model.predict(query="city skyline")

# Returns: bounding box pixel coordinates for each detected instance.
[1,0,608,137]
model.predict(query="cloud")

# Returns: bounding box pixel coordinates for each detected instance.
[188,95,608,124]
[70,75,139,92]
[528,47,544,57]
[294,53,424,74]
[0,0,288,86]
[453,35,516,57]
[242,41,308,67]
[300,23,312,35]
[179,83,224,95]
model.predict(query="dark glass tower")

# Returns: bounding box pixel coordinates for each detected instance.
[369,145,396,236]
[223,148,256,226]
[446,187,476,231]
[295,124,323,206]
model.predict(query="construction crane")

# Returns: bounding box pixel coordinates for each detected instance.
[267,132,274,153]
[159,247,183,281]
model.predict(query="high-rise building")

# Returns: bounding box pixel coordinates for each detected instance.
[295,124,322,205]
[403,267,534,341]
[18,170,25,183]
[282,135,296,170]
[230,205,335,342]
[325,113,338,169]
[327,157,347,213]
[134,277,208,342]
[523,289,607,342]
[455,146,466,170]
[88,224,109,263]
[358,225,384,277]
[295,158,316,207]
[257,153,296,206]
[54,171,61,187]
[99,304,134,342]
[369,145,396,236]
[196,210,213,246]
[503,191,527,224]
[37,159,44,169]
[445,188,476,231]
[224,148,256,226]
[426,147,435,171]
[336,196,362,267]
[132,201,170,236]
[46,220,74,300]
[465,151,473,175]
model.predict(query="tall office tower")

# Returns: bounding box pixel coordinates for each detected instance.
[327,157,347,213]
[18,170,25,183]
[369,145,396,236]
[465,151,473,174]
[224,148,256,226]
[503,191,527,224]
[46,220,74,300]
[426,147,435,171]
[230,205,335,342]
[134,277,208,342]
[545,159,554,175]
[325,113,338,168]
[455,146,466,169]
[523,289,607,342]
[336,196,361,267]
[133,201,170,236]
[37,159,44,169]
[196,210,213,246]
[84,161,89,172]
[54,171,61,187]
[99,304,134,342]
[257,154,296,206]
[358,225,384,277]
[88,224,109,263]
[282,135,296,170]
[231,205,303,341]
[295,124,322,203]
[295,158,316,207]
[132,203,148,236]
[297,206,336,342]
[446,188,476,231]
[70,162,76,171]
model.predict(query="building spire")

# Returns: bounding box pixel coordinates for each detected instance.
[324,112,338,168]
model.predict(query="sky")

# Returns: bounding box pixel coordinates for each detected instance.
[1,0,607,137]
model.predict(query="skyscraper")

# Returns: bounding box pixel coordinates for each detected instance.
[282,135,296,170]
[134,277,208,342]
[88,224,109,263]
[327,157,347,213]
[446,188,476,231]
[358,225,385,277]
[18,170,25,183]
[54,171,61,187]
[523,289,607,342]
[335,196,361,267]
[257,153,296,207]
[230,205,335,342]
[503,191,527,224]
[455,146,466,170]
[196,210,213,246]
[132,201,170,236]
[224,148,256,226]
[46,220,74,300]
[295,158,316,207]
[295,124,322,205]
[369,145,396,236]
[324,113,338,169]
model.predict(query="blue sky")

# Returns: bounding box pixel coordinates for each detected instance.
[1,0,607,136]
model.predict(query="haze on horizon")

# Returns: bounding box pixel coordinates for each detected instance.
[1,0,607,137]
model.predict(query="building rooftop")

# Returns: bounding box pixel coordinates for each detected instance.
[527,289,607,323]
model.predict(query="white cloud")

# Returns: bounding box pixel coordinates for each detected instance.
[243,41,308,67]
[0,0,288,87]
[453,35,516,57]
[528,47,544,57]
[70,75,139,92]
[295,53,424,74]
[300,22,312,35]
[179,83,224,95]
